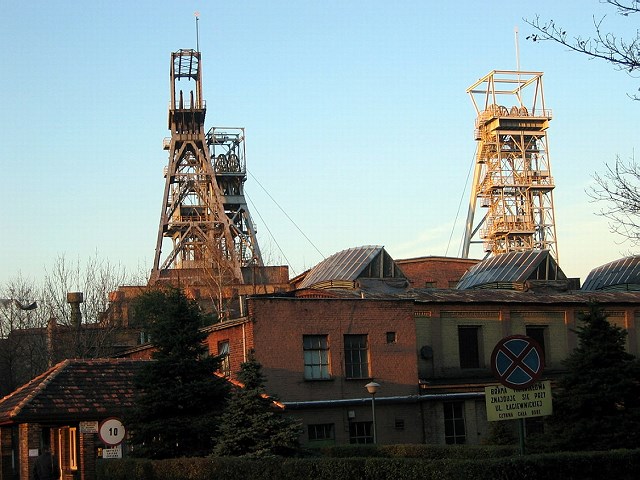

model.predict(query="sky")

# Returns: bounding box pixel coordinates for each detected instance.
[1,0,638,288]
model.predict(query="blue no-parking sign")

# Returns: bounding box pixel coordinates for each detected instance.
[490,335,545,390]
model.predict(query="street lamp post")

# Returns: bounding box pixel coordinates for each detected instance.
[365,381,380,444]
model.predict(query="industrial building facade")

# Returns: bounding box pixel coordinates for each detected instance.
[197,286,640,447]
[3,249,640,480]
[121,247,640,447]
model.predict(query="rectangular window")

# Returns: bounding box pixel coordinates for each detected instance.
[386,331,397,344]
[448,280,459,288]
[526,326,547,362]
[458,326,480,369]
[444,401,466,444]
[395,418,405,430]
[308,424,335,445]
[69,427,78,470]
[218,340,230,377]
[424,281,437,288]
[303,335,331,380]
[349,421,373,444]
[344,334,369,379]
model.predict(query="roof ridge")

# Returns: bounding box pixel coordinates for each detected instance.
[8,359,70,419]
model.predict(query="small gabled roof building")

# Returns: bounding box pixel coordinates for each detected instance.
[0,358,149,480]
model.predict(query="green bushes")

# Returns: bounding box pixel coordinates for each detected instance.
[96,447,640,480]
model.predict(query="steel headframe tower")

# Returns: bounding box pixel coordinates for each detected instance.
[206,126,263,268]
[151,49,263,283]
[462,70,558,261]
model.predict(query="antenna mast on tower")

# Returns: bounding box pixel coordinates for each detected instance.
[461,70,559,261]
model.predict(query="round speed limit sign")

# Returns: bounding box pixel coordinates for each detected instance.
[99,418,126,446]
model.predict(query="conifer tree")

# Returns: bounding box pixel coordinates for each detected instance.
[546,302,640,451]
[213,352,302,457]
[125,287,228,458]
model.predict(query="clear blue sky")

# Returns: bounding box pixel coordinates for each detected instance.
[1,0,638,287]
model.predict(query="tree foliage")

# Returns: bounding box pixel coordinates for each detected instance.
[126,287,229,459]
[213,352,302,457]
[544,303,640,451]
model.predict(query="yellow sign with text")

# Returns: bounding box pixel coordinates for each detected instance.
[485,380,552,422]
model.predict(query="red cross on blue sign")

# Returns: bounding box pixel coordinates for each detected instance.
[490,335,545,389]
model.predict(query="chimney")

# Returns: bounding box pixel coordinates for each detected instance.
[46,316,57,367]
[67,292,84,327]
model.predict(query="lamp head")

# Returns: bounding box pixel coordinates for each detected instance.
[365,381,380,395]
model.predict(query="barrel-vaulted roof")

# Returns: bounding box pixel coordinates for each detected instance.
[456,250,566,290]
[582,255,640,291]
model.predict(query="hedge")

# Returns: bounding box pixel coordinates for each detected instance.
[96,447,640,480]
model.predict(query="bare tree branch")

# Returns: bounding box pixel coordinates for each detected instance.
[525,1,640,99]
[588,155,640,243]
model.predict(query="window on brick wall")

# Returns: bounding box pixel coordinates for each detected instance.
[349,421,373,444]
[303,335,331,380]
[425,281,437,288]
[444,401,466,444]
[526,326,548,363]
[69,427,78,470]
[344,334,370,378]
[448,280,459,288]
[386,331,397,344]
[458,326,481,369]
[308,423,335,445]
[218,340,230,377]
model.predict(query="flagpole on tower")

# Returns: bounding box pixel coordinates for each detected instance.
[195,11,200,52]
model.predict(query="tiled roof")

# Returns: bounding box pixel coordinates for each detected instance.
[0,358,150,425]
[582,255,640,291]
[303,285,640,305]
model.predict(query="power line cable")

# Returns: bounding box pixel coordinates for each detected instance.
[247,170,326,261]
[245,192,295,275]
[446,148,477,257]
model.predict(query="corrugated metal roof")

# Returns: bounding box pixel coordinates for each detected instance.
[582,255,640,291]
[299,246,385,289]
[456,250,565,290]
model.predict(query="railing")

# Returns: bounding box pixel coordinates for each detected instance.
[475,105,553,128]
[169,100,207,110]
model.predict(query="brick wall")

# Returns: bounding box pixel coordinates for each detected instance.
[205,320,254,378]
[19,423,40,480]
[250,297,417,402]
[396,257,479,289]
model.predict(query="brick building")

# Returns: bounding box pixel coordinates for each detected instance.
[3,247,640,477]
[122,247,640,446]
